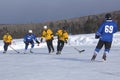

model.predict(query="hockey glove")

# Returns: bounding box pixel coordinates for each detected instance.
[51,37,54,40]
[64,40,67,44]
[95,35,100,39]
[95,32,101,39]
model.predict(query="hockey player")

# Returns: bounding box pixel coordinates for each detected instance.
[40,25,54,53]
[56,27,68,54]
[24,30,40,53]
[91,13,118,61]
[3,32,12,53]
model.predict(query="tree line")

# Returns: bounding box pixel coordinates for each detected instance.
[0,10,120,39]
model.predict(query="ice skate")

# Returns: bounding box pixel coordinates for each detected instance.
[30,48,33,53]
[56,51,61,55]
[102,54,106,61]
[91,54,97,61]
[3,51,6,54]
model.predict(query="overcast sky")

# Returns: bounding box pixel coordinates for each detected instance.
[0,0,120,24]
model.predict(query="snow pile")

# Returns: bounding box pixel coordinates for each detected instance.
[68,32,120,46]
[0,32,120,51]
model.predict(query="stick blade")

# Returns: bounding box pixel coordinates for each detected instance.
[79,50,85,53]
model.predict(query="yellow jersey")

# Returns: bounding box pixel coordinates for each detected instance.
[56,29,68,41]
[3,34,12,43]
[41,29,54,40]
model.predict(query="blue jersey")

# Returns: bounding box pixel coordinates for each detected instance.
[96,20,118,42]
[24,34,37,42]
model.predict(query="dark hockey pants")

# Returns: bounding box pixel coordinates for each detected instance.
[57,40,64,52]
[4,42,10,51]
[46,39,54,53]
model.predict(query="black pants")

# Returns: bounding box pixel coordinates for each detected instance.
[4,42,10,51]
[57,40,64,52]
[46,39,54,53]
[95,40,112,53]
[25,41,34,50]
[96,40,112,49]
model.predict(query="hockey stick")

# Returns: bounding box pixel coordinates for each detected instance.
[72,47,85,53]
[9,46,20,53]
[69,44,85,53]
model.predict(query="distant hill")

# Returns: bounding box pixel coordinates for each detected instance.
[0,10,120,39]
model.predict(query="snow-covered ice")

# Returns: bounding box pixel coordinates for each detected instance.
[0,32,120,80]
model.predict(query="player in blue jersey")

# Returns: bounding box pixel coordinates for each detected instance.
[24,30,40,53]
[91,13,118,61]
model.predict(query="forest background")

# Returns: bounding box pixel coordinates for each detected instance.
[0,10,120,39]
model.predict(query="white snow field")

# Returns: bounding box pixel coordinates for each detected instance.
[0,32,120,80]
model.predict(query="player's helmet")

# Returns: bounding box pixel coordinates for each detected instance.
[105,13,112,20]
[62,27,66,30]
[28,30,33,33]
[43,25,47,29]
